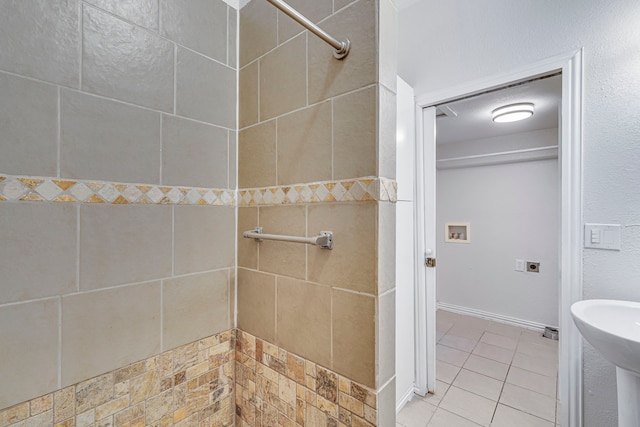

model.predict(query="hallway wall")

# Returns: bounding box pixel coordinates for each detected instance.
[398,1,640,424]
[0,1,237,423]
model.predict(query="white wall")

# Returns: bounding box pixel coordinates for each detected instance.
[436,131,559,327]
[399,1,640,424]
[395,76,416,410]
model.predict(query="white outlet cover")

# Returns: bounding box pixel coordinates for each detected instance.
[515,259,525,272]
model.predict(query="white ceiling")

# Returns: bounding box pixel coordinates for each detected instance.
[435,74,561,145]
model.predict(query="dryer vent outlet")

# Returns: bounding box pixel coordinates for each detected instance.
[527,261,540,273]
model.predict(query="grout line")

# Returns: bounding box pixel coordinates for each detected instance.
[173,44,178,115]
[57,296,62,389]
[57,87,62,178]
[226,5,230,66]
[305,205,308,281]
[257,59,261,123]
[274,119,278,185]
[171,205,175,276]
[256,207,260,270]
[274,276,278,341]
[330,99,334,180]
[159,114,163,185]
[76,204,81,292]
[78,2,83,90]
[305,32,309,106]
[160,280,164,351]
[330,287,333,368]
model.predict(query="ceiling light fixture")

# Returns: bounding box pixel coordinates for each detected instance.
[492,103,534,123]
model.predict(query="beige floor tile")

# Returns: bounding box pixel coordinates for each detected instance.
[452,369,503,401]
[436,361,461,384]
[499,383,556,422]
[440,333,478,353]
[517,341,558,360]
[437,344,470,367]
[436,310,460,323]
[480,332,518,351]
[439,386,496,426]
[472,342,514,365]
[426,408,481,427]
[422,380,450,407]
[512,352,557,378]
[437,320,454,334]
[396,397,436,427]
[463,355,509,381]
[491,403,554,427]
[489,322,525,339]
[506,366,557,398]
[437,330,446,342]
[520,330,559,348]
[446,325,485,342]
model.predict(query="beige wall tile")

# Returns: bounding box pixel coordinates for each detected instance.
[376,376,396,427]
[61,89,161,184]
[333,86,377,179]
[239,0,277,67]
[228,6,237,68]
[276,277,331,368]
[277,0,332,44]
[238,207,258,269]
[378,85,397,179]
[332,290,375,387]
[333,0,353,11]
[258,205,306,279]
[229,130,237,189]
[161,114,228,188]
[308,0,376,104]
[159,0,227,62]
[378,202,396,294]
[82,5,173,112]
[307,203,376,294]
[0,203,76,304]
[377,290,395,386]
[378,0,398,93]
[176,47,236,128]
[85,0,159,31]
[0,299,59,409]
[62,282,161,386]
[174,206,235,275]
[79,204,171,291]
[277,102,332,184]
[238,121,277,188]
[239,61,259,129]
[237,268,276,342]
[230,268,236,328]
[0,0,79,87]
[260,34,307,121]
[163,270,229,351]
[0,73,58,177]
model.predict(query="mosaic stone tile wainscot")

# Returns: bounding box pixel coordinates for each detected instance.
[0,331,235,427]
[235,330,378,427]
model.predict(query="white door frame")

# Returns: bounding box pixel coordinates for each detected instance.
[413,50,584,427]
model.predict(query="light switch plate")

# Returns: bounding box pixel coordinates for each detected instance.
[584,223,621,250]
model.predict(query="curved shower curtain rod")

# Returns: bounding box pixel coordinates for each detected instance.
[266,0,351,59]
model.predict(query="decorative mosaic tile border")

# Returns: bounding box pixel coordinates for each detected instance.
[238,177,397,206]
[235,330,378,427]
[0,330,234,427]
[0,174,236,206]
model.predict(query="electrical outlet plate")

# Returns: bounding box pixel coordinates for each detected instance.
[527,261,540,273]
[515,259,525,272]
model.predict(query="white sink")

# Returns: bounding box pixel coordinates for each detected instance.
[571,299,640,427]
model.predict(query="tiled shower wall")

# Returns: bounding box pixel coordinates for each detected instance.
[0,0,237,422]
[237,0,398,425]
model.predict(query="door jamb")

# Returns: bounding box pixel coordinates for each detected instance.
[412,50,584,427]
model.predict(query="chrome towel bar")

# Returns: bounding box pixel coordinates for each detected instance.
[243,227,333,250]
[266,0,350,59]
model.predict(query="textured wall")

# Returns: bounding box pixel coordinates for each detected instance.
[398,1,640,425]
[237,0,397,425]
[0,0,237,412]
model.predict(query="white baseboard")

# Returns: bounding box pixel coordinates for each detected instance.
[396,386,415,413]
[437,302,556,332]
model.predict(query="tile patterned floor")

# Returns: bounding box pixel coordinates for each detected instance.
[397,310,561,427]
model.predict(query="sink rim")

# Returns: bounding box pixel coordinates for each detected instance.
[571,299,640,344]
